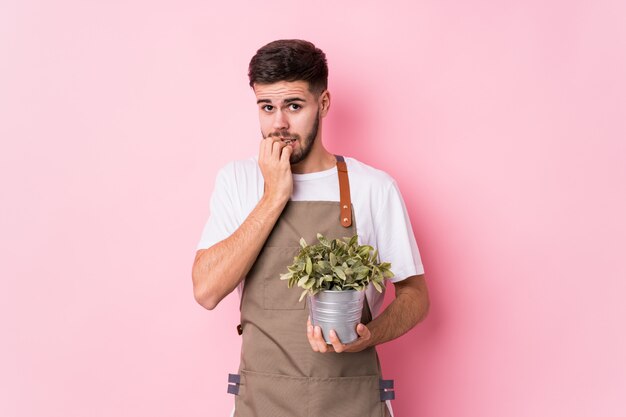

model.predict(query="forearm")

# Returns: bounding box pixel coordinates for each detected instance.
[366,279,430,347]
[192,195,287,309]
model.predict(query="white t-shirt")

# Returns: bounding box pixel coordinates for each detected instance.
[196,155,425,318]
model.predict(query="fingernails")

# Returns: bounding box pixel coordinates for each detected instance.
[308,325,313,334]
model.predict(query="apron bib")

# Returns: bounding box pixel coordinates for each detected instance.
[228,156,394,417]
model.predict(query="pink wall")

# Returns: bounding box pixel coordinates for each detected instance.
[2,1,625,416]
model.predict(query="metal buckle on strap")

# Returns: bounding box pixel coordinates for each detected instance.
[227,373,241,395]
[379,379,395,401]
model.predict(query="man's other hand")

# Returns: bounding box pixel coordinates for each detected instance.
[306,316,372,353]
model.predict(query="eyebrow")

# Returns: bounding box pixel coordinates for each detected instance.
[256,97,306,105]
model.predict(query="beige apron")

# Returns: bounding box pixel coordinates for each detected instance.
[227,156,395,417]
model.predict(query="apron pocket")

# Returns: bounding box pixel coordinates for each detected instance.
[308,374,385,417]
[259,246,306,310]
[236,370,386,417]
[236,369,308,417]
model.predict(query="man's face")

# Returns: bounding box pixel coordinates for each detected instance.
[254,80,322,165]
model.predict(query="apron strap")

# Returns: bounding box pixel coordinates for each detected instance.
[335,155,353,228]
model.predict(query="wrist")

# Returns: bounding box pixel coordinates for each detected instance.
[260,193,289,211]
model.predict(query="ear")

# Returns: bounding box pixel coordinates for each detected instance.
[319,90,331,117]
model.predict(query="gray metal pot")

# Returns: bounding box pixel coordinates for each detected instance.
[309,289,365,344]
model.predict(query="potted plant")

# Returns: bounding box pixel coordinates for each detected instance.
[280,233,394,344]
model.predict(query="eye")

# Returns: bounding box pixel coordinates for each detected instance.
[262,105,274,112]
[288,103,301,111]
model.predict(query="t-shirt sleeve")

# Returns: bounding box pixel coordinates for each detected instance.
[373,180,425,283]
[196,164,241,250]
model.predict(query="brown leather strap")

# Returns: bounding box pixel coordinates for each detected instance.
[335,155,352,228]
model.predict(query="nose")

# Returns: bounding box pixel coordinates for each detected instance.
[272,109,289,131]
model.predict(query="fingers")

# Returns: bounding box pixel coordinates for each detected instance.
[259,136,284,163]
[356,323,371,340]
[306,317,318,352]
[315,326,332,352]
[331,324,371,353]
[329,329,345,353]
[280,142,293,164]
[258,135,293,202]
[306,317,372,353]
[259,136,270,161]
[307,316,333,353]
[342,324,372,353]
[271,138,284,159]
[306,316,373,354]
[259,137,278,161]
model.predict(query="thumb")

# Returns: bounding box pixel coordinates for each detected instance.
[357,323,370,337]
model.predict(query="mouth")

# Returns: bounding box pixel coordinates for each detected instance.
[281,138,296,145]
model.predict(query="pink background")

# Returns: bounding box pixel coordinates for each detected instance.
[2,0,625,416]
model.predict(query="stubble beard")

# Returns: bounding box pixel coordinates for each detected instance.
[266,112,320,165]
[290,113,319,165]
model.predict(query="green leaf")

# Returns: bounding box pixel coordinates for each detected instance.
[372,280,383,293]
[299,289,309,302]
[332,266,347,281]
[305,256,312,274]
[299,237,307,249]
[297,275,310,287]
[330,252,337,267]
[355,265,370,275]
[317,233,330,247]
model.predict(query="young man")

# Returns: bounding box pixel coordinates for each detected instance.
[192,39,429,417]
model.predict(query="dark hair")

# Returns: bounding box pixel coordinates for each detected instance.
[248,39,328,95]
